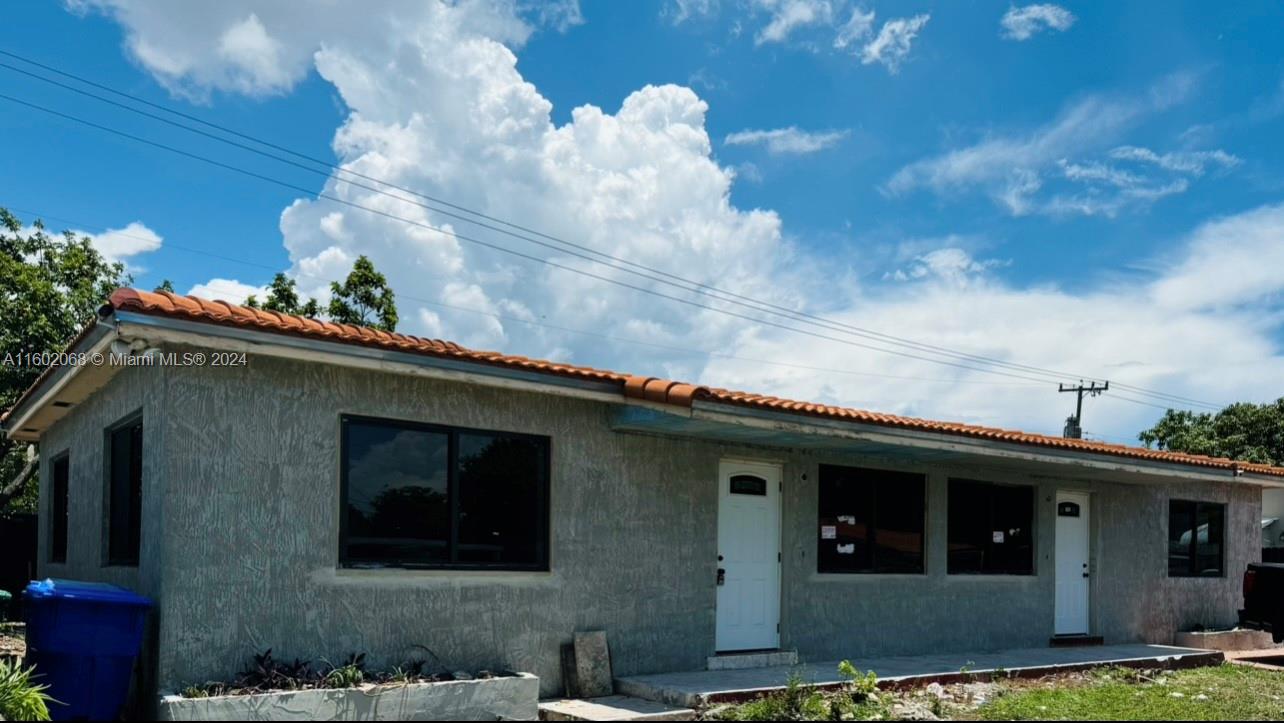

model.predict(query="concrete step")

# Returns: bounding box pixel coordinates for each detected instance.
[538,695,694,721]
[706,649,798,670]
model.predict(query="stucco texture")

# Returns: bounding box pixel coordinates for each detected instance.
[38,350,1260,701]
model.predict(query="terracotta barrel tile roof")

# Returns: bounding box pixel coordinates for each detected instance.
[108,288,628,385]
[9,287,1280,478]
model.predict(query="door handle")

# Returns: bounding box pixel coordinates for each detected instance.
[717,568,726,586]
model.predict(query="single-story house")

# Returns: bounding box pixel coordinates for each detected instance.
[4,288,1280,703]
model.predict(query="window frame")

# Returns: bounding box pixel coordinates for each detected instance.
[1167,499,1226,578]
[816,463,927,575]
[946,478,1036,576]
[49,451,70,564]
[338,414,551,572]
[103,412,143,567]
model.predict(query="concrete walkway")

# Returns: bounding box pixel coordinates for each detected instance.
[615,644,1223,708]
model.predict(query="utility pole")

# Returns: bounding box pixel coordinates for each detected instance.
[1059,380,1109,439]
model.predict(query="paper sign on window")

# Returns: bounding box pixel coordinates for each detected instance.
[837,515,855,524]
[836,543,855,554]
[821,525,837,539]
[992,530,1005,543]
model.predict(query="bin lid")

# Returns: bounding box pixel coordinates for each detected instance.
[24,579,152,607]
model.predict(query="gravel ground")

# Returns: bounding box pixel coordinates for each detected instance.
[0,622,25,661]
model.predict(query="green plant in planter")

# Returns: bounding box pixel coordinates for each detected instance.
[0,658,56,721]
[323,653,367,689]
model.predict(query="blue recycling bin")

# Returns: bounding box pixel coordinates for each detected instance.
[24,579,152,721]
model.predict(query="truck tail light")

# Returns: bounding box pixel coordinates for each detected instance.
[1245,568,1257,596]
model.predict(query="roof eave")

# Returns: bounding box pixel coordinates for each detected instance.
[1,319,117,441]
[687,398,1284,486]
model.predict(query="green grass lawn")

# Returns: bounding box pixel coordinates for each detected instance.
[970,664,1284,721]
[704,663,1284,721]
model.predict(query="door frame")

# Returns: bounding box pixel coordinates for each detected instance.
[1053,489,1092,636]
[715,457,784,652]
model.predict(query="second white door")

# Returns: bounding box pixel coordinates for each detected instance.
[715,460,781,652]
[1054,490,1091,635]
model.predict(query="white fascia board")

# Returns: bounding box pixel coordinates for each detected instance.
[1,321,116,437]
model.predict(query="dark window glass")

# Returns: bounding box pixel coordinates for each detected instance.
[456,434,547,565]
[947,479,1034,575]
[818,465,925,574]
[730,475,767,496]
[51,454,69,563]
[342,421,449,565]
[1169,500,1225,577]
[106,418,143,566]
[340,417,549,570]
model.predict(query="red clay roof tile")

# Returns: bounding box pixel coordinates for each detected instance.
[7,287,1281,479]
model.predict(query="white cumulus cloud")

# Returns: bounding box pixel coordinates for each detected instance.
[1000,3,1076,41]
[81,221,163,263]
[83,1,1284,442]
[185,278,269,305]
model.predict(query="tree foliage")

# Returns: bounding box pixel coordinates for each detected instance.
[0,209,129,514]
[1138,400,1284,465]
[328,255,398,332]
[246,273,321,317]
[0,213,401,513]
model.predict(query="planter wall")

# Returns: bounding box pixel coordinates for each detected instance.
[157,672,538,721]
[1174,629,1279,652]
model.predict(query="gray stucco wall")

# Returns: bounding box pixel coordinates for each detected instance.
[152,353,723,696]
[38,364,170,706]
[36,349,1260,699]
[38,364,168,593]
[782,464,1260,661]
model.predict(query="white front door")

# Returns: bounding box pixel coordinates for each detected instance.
[715,460,781,652]
[1054,491,1091,636]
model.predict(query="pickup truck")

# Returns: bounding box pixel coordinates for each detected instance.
[1239,562,1284,643]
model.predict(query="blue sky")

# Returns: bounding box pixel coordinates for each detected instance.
[3,1,1284,442]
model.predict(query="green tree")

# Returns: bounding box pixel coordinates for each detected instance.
[328,256,398,331]
[1139,400,1284,465]
[154,279,175,293]
[0,209,129,513]
[246,273,321,317]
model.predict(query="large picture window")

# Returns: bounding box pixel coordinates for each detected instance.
[947,479,1034,575]
[340,416,550,570]
[1168,500,1225,577]
[817,464,925,574]
[105,416,143,566]
[50,453,69,564]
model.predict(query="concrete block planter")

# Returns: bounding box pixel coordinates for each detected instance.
[1174,628,1280,652]
[158,672,538,721]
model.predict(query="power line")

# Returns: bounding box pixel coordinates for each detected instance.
[4,199,1198,439]
[0,58,1222,408]
[4,202,1056,391]
[8,205,283,272]
[2,91,1107,390]
[1,52,1225,410]
[1,55,1099,391]
[6,197,1200,420]
[0,51,1226,411]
